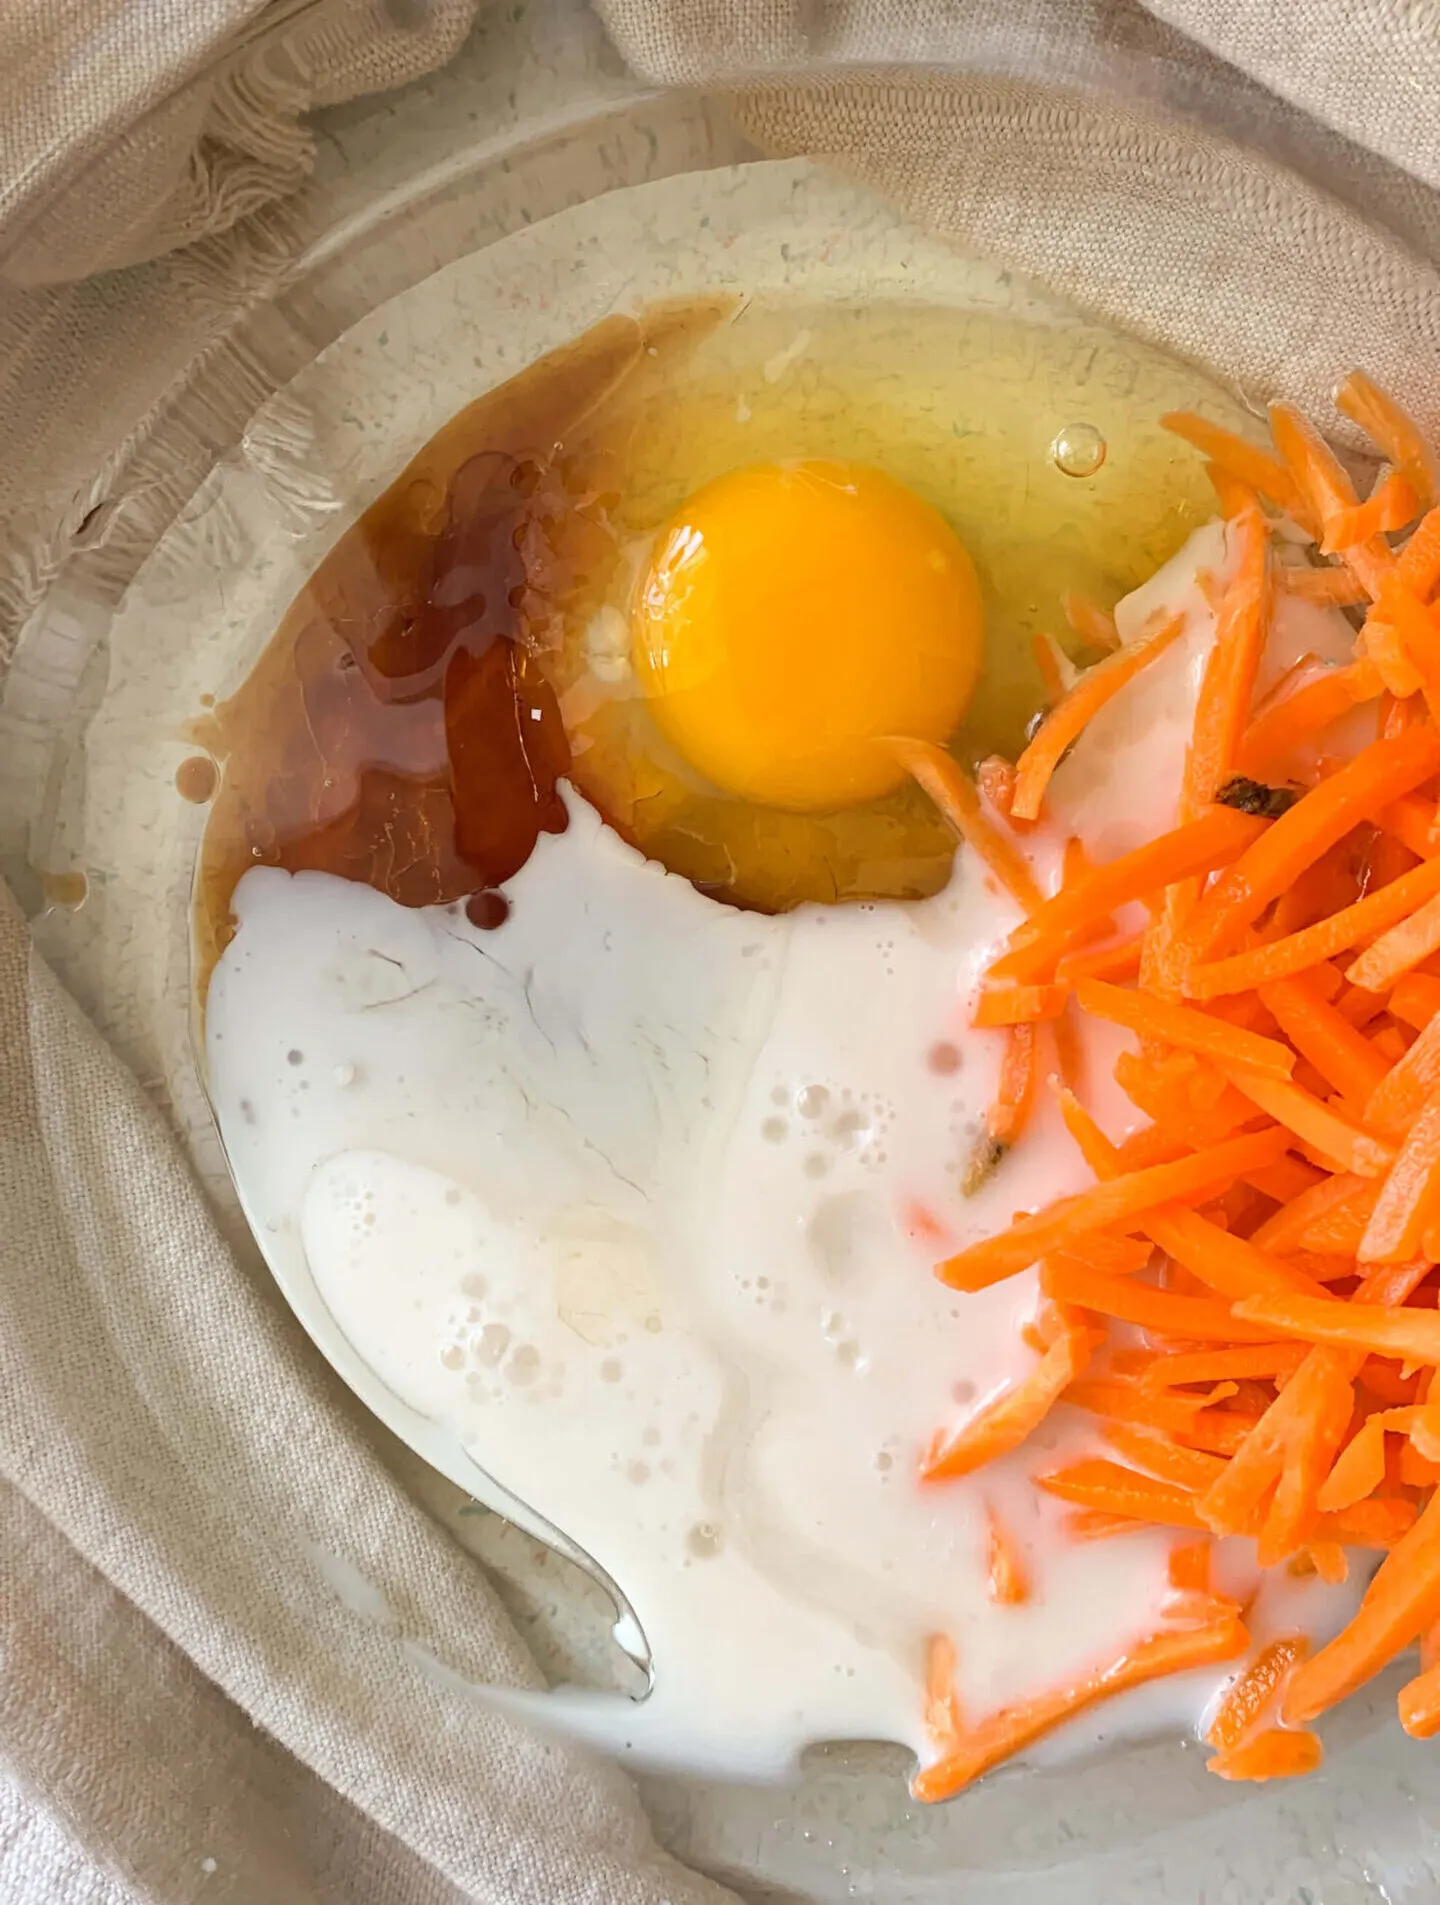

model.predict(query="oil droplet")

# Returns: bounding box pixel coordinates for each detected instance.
[175,755,219,803]
[797,1084,830,1120]
[626,1459,651,1485]
[686,1521,723,1559]
[465,889,511,930]
[1050,421,1107,478]
[927,1040,961,1076]
[599,1356,623,1382]
[440,1344,464,1371]
[762,1115,788,1143]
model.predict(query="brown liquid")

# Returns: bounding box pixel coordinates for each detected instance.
[194,299,734,989]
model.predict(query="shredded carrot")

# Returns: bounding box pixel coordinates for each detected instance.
[1187,726,1440,960]
[923,1634,963,1745]
[912,1618,1248,1802]
[1076,977,1294,1078]
[1390,971,1440,1029]
[1276,567,1368,608]
[1208,1727,1323,1780]
[1269,400,1393,598]
[1061,591,1121,652]
[1247,1170,1372,1254]
[908,373,1440,1796]
[1139,1344,1309,1390]
[936,1128,1290,1292]
[1334,370,1440,514]
[1376,792,1440,859]
[1184,507,1269,808]
[1055,934,1145,985]
[1398,1658,1440,1738]
[920,1312,1091,1482]
[971,982,1069,1028]
[1036,1460,1206,1529]
[1348,885,1440,993]
[1356,1078,1440,1262]
[1218,1065,1395,1177]
[1233,1293,1440,1365]
[1399,506,1440,598]
[1284,1488,1440,1723]
[1186,853,1440,999]
[1101,1423,1227,1491]
[890,738,1045,914]
[1011,615,1185,823]
[1040,1256,1282,1342]
[1064,1378,1257,1450]
[1206,1636,1309,1754]
[1238,658,1384,776]
[1323,470,1420,553]
[986,1022,1038,1153]
[1257,972,1392,1105]
[989,807,1269,984]
[1161,410,1304,519]
[984,1504,1030,1606]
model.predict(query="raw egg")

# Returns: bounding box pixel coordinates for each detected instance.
[630,460,983,810]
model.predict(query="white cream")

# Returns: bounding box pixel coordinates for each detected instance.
[204,524,1366,1785]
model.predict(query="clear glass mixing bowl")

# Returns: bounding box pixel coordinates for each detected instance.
[3,4,1436,1897]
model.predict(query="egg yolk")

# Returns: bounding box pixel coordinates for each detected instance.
[630,460,984,811]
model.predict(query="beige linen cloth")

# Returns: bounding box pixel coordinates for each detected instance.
[5,3,1440,1902]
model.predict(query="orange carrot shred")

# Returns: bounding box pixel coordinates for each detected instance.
[920,1315,1091,1482]
[1011,614,1186,823]
[1186,853,1440,999]
[890,738,1044,915]
[1101,1423,1227,1491]
[1077,977,1294,1078]
[1208,1727,1324,1781]
[1276,567,1368,608]
[1233,1293,1440,1365]
[986,1023,1038,1150]
[1206,1636,1310,1753]
[991,807,1268,985]
[1334,370,1440,514]
[1218,1065,1395,1178]
[984,1504,1030,1606]
[1041,1256,1281,1341]
[1183,507,1270,809]
[936,1128,1290,1292]
[1258,972,1391,1105]
[910,374,1440,1795]
[1284,1489,1440,1724]
[924,1635,963,1746]
[971,982,1070,1028]
[1238,658,1384,776]
[912,1619,1248,1802]
[1356,1078,1440,1263]
[1139,1344,1309,1390]
[1322,469,1420,553]
[1348,884,1440,993]
[1187,726,1440,961]
[1161,410,1304,519]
